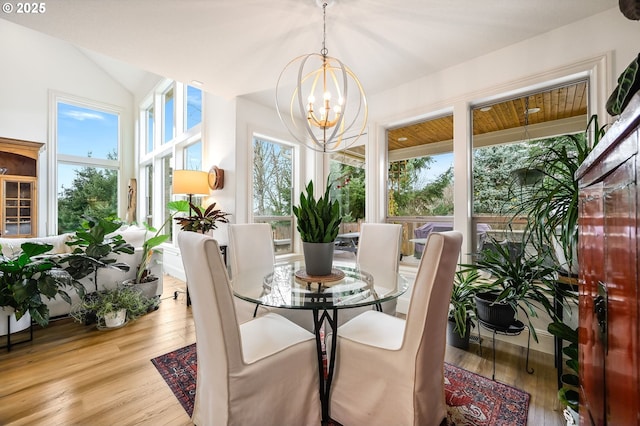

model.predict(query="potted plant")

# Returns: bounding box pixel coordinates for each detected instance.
[0,242,82,329]
[293,178,342,276]
[547,319,579,424]
[173,202,230,234]
[448,269,493,349]
[463,235,566,342]
[70,285,152,329]
[510,115,607,275]
[124,201,190,301]
[62,215,135,293]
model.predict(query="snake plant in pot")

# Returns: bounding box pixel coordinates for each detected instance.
[293,178,342,276]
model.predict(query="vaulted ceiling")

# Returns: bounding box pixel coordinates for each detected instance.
[1,0,616,105]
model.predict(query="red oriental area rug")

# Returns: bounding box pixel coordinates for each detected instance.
[152,343,530,425]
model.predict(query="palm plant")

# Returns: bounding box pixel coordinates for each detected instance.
[510,115,607,273]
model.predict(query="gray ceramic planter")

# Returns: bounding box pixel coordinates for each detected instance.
[302,242,334,276]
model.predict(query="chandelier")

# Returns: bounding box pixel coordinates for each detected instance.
[276,0,368,153]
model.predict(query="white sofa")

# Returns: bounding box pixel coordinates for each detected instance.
[0,225,163,319]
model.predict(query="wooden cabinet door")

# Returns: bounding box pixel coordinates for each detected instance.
[1,177,36,237]
[579,182,606,425]
[580,150,640,425]
[602,155,638,425]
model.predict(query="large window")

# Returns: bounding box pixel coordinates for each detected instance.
[386,113,454,264]
[139,81,204,241]
[252,136,294,254]
[471,81,589,252]
[55,99,120,233]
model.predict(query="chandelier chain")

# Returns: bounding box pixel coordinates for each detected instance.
[321,2,328,56]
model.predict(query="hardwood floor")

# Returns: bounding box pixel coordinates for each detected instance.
[0,275,565,425]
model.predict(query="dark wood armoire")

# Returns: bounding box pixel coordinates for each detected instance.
[576,93,640,425]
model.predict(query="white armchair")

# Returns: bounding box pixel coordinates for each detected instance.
[329,231,463,425]
[178,231,321,425]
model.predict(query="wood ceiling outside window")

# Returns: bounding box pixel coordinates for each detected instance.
[387,81,588,152]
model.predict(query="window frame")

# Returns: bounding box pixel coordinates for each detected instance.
[251,134,296,255]
[49,91,123,235]
[138,80,205,244]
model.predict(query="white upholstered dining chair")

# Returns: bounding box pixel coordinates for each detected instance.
[329,231,463,425]
[178,231,321,426]
[228,223,315,331]
[228,223,273,324]
[356,222,403,313]
[337,223,403,326]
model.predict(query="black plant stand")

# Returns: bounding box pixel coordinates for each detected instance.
[477,319,533,380]
[1,313,33,352]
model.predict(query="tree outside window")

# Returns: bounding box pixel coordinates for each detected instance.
[56,100,120,233]
[252,137,293,253]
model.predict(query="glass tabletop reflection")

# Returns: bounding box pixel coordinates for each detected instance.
[232,260,409,310]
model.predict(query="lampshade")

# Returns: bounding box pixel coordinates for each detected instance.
[173,170,209,195]
[275,0,367,153]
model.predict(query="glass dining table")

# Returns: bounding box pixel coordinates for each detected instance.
[232,260,409,424]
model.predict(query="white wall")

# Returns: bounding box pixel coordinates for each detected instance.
[0,19,135,235]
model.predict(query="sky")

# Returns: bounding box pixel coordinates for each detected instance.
[56,102,120,193]
[56,87,203,195]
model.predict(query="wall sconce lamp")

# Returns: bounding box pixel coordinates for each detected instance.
[208,165,224,190]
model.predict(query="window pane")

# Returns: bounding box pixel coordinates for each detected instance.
[186,86,202,130]
[164,155,174,241]
[329,149,366,232]
[253,137,293,254]
[386,114,454,265]
[184,141,202,170]
[146,105,154,153]
[57,163,118,233]
[57,102,119,159]
[471,81,589,252]
[163,87,175,144]
[253,138,292,216]
[387,115,454,217]
[146,164,153,227]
